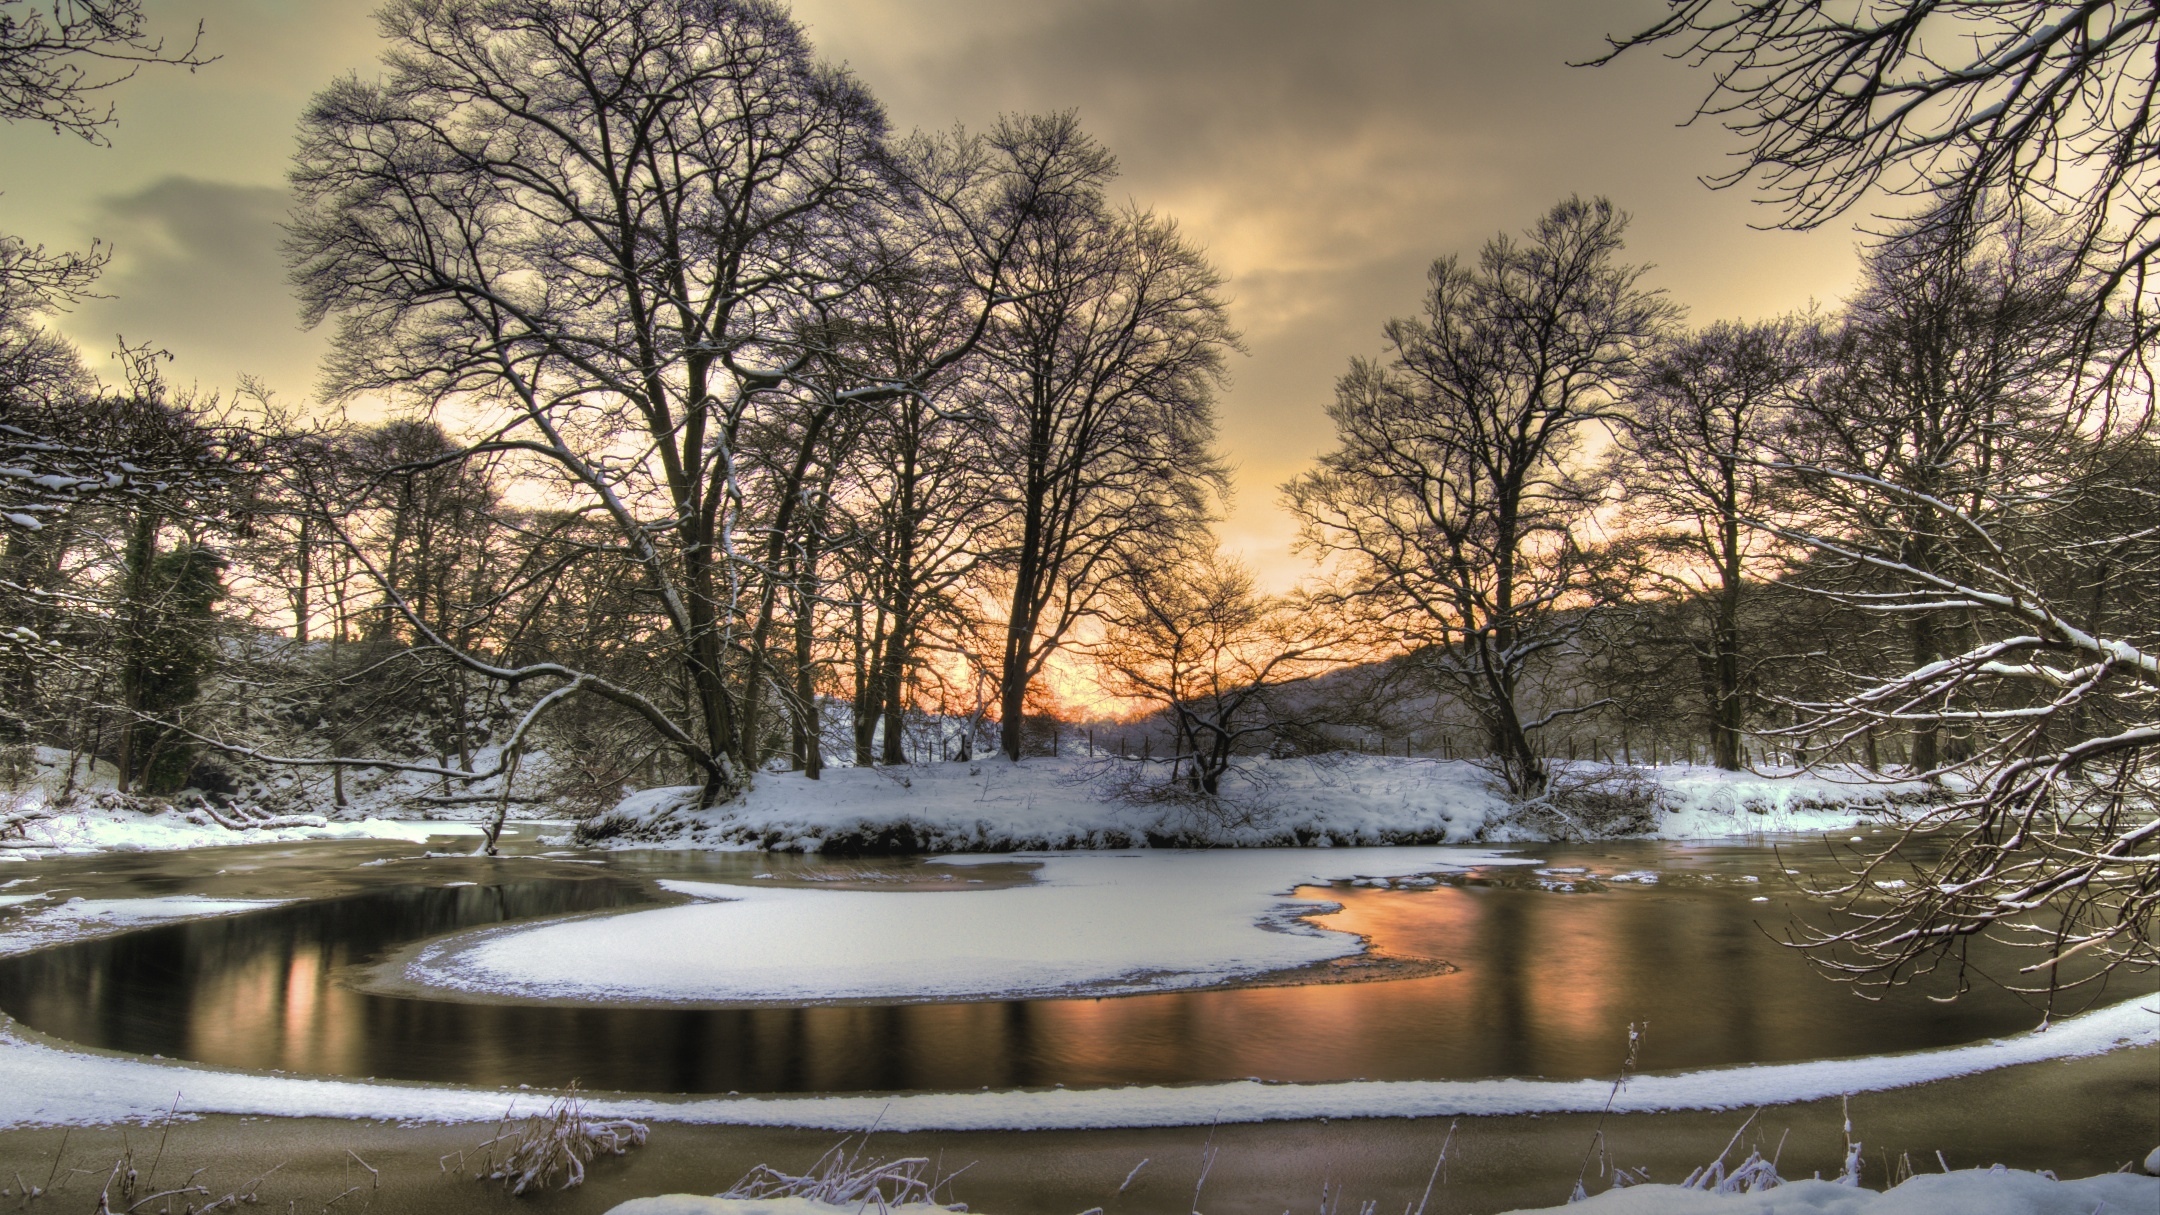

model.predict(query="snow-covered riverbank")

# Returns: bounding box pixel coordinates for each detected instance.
[0,791,485,860]
[0,987,2149,1130]
[2,753,1929,860]
[574,755,1933,854]
[0,749,492,860]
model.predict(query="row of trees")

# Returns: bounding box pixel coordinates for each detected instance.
[6,0,1239,807]
[1279,196,2151,796]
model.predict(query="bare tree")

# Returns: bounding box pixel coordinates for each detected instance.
[837,261,1003,769]
[1092,551,1343,796]
[287,0,897,803]
[286,0,1077,804]
[1600,3,2160,992]
[1768,441,2158,998]
[2,0,211,530]
[1611,318,1813,769]
[0,0,208,140]
[1287,197,1675,796]
[1777,213,2093,774]
[0,0,211,378]
[983,116,1236,760]
[1596,0,2160,378]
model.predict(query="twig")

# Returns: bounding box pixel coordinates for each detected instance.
[1412,1120,1457,1215]
[1118,1156,1149,1195]
[41,1127,68,1194]
[345,1150,377,1190]
[146,1092,180,1189]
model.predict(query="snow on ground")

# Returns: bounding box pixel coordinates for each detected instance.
[579,755,1499,852]
[607,1202,953,1215]
[0,989,2149,1130]
[602,1171,2160,1215]
[0,749,488,860]
[1638,764,1934,841]
[0,747,497,861]
[1500,1171,2159,1214]
[574,755,1927,854]
[2,743,1937,857]
[404,848,1527,1004]
[0,801,485,859]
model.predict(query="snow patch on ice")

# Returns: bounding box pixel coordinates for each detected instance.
[406,847,1523,1004]
[0,894,289,955]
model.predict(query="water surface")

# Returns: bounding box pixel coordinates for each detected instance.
[0,837,2137,1095]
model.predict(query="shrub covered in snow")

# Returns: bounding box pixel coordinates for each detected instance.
[475,1089,648,1196]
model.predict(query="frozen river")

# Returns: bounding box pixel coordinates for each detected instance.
[0,831,2139,1098]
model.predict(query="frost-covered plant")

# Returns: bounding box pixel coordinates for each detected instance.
[1682,1146,1784,1195]
[477,1088,647,1196]
[722,1138,966,1212]
[1572,1021,1646,1200]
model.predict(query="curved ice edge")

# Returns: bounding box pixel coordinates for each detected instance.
[1,993,2152,1131]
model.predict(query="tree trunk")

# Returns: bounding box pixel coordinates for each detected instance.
[1711,599,1744,771]
[296,527,312,642]
[879,668,908,766]
[1000,405,1052,762]
[791,544,822,779]
[681,551,741,804]
[736,406,834,775]
[113,505,160,793]
[1909,610,1939,774]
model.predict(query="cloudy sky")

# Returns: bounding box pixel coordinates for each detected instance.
[0,0,1863,586]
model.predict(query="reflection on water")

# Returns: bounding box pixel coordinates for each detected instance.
[0,842,2139,1096]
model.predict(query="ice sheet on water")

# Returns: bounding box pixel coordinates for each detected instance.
[405,847,1527,1004]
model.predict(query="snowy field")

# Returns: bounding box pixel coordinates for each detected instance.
[404,847,1528,1004]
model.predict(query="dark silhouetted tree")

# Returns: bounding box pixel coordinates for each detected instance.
[1288,197,1674,796]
